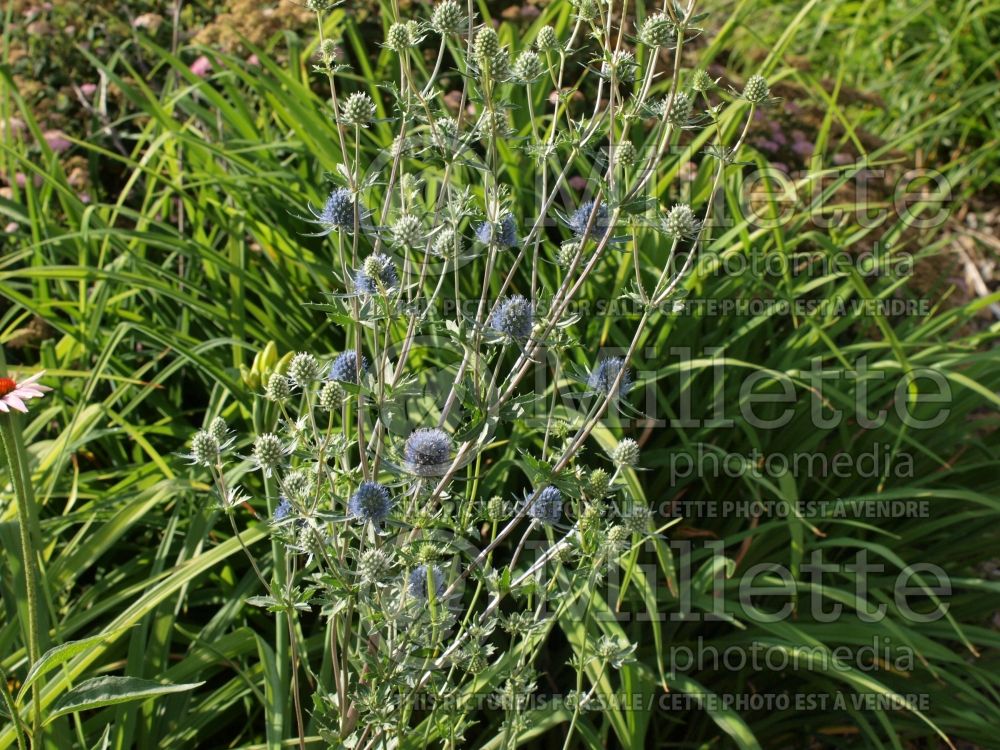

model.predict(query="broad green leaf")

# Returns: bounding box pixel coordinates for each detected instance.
[18,630,130,704]
[45,677,204,725]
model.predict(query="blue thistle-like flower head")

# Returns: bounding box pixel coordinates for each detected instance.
[403,427,452,476]
[528,486,563,525]
[354,253,399,295]
[320,188,355,230]
[328,351,369,383]
[489,295,534,340]
[348,481,393,524]
[273,497,293,522]
[475,213,517,247]
[568,200,611,240]
[588,357,633,397]
[408,564,445,600]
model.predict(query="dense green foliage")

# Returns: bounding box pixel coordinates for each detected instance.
[1,0,998,748]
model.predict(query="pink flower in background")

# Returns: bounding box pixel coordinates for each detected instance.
[247,54,260,66]
[13,173,43,189]
[132,13,164,32]
[1,118,26,144]
[190,56,212,77]
[44,130,72,153]
[791,139,813,157]
[678,161,698,182]
[0,371,52,414]
[80,83,98,96]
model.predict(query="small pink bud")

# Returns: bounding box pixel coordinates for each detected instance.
[44,130,72,153]
[190,56,212,77]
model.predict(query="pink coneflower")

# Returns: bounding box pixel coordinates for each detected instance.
[43,130,72,153]
[0,371,52,413]
[190,55,212,77]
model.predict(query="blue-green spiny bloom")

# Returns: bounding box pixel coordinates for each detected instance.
[588,357,633,397]
[529,486,563,525]
[568,200,611,240]
[329,351,369,383]
[490,295,533,340]
[475,213,517,247]
[403,427,452,475]
[316,188,355,231]
[354,253,399,295]
[408,564,445,600]
[348,481,393,524]
[273,497,293,522]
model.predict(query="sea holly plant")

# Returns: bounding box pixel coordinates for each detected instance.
[192,0,767,746]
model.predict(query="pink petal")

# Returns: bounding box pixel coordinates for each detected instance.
[0,400,8,413]
[43,130,72,154]
[16,371,45,386]
[190,56,212,77]
[5,395,27,412]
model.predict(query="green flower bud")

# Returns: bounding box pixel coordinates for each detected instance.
[253,433,285,475]
[319,39,339,65]
[557,241,581,268]
[586,468,612,499]
[208,416,228,444]
[486,495,507,522]
[612,438,640,467]
[392,214,423,248]
[433,226,462,257]
[615,140,636,167]
[550,419,571,439]
[513,50,544,83]
[473,27,500,66]
[318,379,345,411]
[432,117,459,150]
[288,352,320,388]
[358,547,393,581]
[282,469,313,502]
[579,503,603,534]
[536,26,559,52]
[491,47,511,81]
[607,524,630,550]
[430,0,463,34]
[691,69,713,92]
[743,74,769,104]
[663,203,697,239]
[602,50,637,83]
[666,91,692,125]
[573,0,598,22]
[265,372,291,402]
[191,430,220,467]
[341,92,375,128]
[624,505,651,535]
[386,22,412,52]
[639,12,674,48]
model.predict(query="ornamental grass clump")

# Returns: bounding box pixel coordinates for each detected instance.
[190,1,771,744]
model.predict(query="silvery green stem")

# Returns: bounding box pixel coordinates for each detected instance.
[0,413,44,742]
[0,662,27,750]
